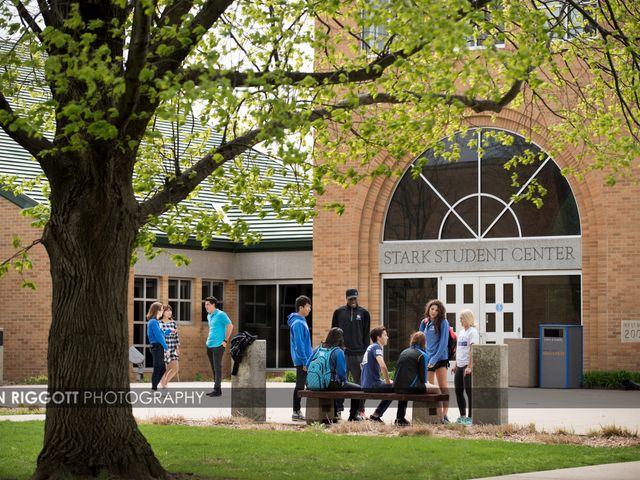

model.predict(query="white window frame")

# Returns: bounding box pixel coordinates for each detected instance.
[169,277,193,324]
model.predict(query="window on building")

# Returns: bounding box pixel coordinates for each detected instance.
[133,277,159,369]
[383,278,437,364]
[522,275,582,337]
[169,278,192,323]
[201,280,224,322]
[466,3,505,49]
[542,0,598,40]
[238,283,312,368]
[361,0,389,54]
[384,128,581,241]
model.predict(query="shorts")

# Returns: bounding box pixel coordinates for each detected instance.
[428,360,449,372]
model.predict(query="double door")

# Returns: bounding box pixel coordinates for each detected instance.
[439,275,521,344]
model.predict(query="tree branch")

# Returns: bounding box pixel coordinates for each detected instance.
[14,1,44,41]
[117,0,153,128]
[182,41,428,88]
[149,0,234,78]
[138,81,524,221]
[0,91,54,159]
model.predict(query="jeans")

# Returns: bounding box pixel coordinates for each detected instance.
[395,387,427,420]
[364,381,395,418]
[150,344,166,390]
[206,345,225,391]
[454,367,473,417]
[336,353,364,413]
[293,365,307,412]
[328,381,362,417]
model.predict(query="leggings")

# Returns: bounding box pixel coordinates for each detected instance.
[454,366,473,417]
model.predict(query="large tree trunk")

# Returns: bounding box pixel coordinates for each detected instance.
[32,153,167,480]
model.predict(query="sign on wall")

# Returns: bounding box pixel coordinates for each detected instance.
[621,321,640,343]
[379,238,581,273]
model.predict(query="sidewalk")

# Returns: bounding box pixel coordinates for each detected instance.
[474,461,640,479]
[2,382,639,435]
[2,384,639,479]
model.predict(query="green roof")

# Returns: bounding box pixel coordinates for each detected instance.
[0,124,313,248]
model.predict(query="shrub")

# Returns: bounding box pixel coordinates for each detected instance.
[583,370,640,389]
[284,371,297,383]
[23,375,48,385]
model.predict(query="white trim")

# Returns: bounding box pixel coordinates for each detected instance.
[381,234,581,244]
[381,127,583,243]
[420,172,477,238]
[438,192,522,239]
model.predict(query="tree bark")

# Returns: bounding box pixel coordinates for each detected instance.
[32,152,167,480]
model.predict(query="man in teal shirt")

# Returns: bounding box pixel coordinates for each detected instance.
[205,296,233,397]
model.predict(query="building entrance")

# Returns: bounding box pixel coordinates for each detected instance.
[440,275,521,344]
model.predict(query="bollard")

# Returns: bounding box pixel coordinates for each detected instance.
[504,338,539,387]
[472,344,508,425]
[0,328,3,386]
[231,339,266,421]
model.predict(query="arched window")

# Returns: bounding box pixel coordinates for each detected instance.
[384,128,580,241]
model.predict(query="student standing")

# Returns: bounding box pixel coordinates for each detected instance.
[204,296,233,397]
[454,309,479,425]
[159,304,180,389]
[288,295,313,421]
[146,302,169,391]
[331,288,370,416]
[361,326,393,423]
[419,299,451,423]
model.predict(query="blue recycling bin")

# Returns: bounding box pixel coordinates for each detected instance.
[539,324,583,388]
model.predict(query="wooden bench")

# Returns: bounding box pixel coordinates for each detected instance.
[298,390,449,424]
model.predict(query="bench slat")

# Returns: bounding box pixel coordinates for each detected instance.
[298,390,448,402]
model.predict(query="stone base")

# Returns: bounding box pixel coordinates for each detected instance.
[412,401,440,424]
[305,396,334,424]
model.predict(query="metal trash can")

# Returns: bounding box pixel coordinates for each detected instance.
[539,324,583,388]
[128,346,145,381]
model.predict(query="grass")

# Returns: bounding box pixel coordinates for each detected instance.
[0,421,639,479]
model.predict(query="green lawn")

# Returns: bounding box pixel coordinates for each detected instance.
[1,421,639,479]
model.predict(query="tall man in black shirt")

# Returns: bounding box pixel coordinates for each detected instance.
[332,288,370,418]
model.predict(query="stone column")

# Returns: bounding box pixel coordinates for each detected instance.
[0,328,3,386]
[504,338,539,387]
[472,344,508,425]
[231,339,266,421]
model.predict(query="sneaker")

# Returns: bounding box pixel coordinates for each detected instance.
[443,416,450,425]
[292,410,305,421]
[368,415,384,423]
[456,416,467,424]
[463,417,473,425]
[348,414,364,422]
[394,418,410,427]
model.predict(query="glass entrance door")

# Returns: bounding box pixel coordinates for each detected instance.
[440,275,521,344]
[479,276,521,344]
[440,278,479,334]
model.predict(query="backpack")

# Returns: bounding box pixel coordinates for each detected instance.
[448,327,458,361]
[305,347,338,390]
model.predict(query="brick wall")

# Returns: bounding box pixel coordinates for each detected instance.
[0,196,51,381]
[312,110,640,373]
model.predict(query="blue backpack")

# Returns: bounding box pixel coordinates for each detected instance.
[306,347,338,390]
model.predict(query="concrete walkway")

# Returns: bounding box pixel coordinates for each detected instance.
[1,382,639,435]
[2,383,639,479]
[475,461,640,479]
